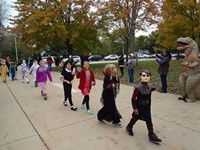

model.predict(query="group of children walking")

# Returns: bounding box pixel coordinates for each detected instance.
[0,57,162,144]
[59,59,162,144]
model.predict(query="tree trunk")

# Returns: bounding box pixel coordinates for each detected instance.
[64,3,73,56]
[130,26,135,53]
[130,1,137,54]
[125,37,129,62]
[65,39,73,55]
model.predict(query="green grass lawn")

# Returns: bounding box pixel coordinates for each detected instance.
[89,60,183,95]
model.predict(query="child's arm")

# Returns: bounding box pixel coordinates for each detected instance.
[71,68,76,76]
[91,70,96,84]
[76,71,81,79]
[28,64,34,74]
[36,68,39,82]
[47,69,52,82]
[60,75,71,84]
[132,88,139,115]
[103,75,113,89]
[6,66,9,73]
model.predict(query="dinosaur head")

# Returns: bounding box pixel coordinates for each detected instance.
[177,37,190,51]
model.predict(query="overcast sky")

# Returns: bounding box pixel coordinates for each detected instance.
[4,0,153,36]
[3,0,18,26]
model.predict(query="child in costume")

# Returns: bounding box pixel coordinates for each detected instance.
[60,60,77,111]
[76,60,96,115]
[28,59,39,87]
[36,60,52,100]
[10,62,16,81]
[21,60,29,83]
[126,70,162,144]
[0,60,9,83]
[14,62,18,80]
[97,64,122,127]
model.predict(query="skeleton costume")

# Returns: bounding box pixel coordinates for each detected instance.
[21,60,29,83]
[126,70,162,144]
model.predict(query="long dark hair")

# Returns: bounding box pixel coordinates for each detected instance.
[62,60,72,71]
[165,50,172,61]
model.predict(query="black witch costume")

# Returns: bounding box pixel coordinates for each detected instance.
[97,74,122,124]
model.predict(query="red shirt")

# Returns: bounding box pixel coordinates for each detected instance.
[76,68,95,91]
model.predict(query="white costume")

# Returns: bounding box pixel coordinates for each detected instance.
[21,60,29,83]
[28,61,39,82]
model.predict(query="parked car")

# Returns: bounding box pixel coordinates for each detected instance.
[143,54,150,58]
[137,53,145,59]
[104,54,119,61]
[88,55,102,61]
[171,53,185,59]
[62,55,81,63]
[149,54,156,58]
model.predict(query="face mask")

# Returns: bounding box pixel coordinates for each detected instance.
[140,73,151,83]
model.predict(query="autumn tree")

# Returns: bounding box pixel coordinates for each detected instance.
[0,0,10,58]
[158,0,200,48]
[96,0,161,60]
[10,0,100,55]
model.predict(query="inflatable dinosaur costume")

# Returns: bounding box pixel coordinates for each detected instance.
[177,37,200,102]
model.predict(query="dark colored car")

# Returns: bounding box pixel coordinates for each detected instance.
[88,55,102,61]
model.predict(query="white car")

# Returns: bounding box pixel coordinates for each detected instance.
[143,54,150,58]
[104,54,119,61]
[62,55,81,63]
[137,54,145,59]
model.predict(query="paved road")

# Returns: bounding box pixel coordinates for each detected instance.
[0,70,200,150]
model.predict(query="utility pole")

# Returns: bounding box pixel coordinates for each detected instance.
[14,35,18,64]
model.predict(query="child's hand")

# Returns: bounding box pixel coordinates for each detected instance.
[72,68,76,75]
[133,109,139,115]
[76,66,81,72]
[91,81,95,86]
[112,83,115,88]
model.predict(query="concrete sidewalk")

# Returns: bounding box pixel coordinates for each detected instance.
[0,71,200,150]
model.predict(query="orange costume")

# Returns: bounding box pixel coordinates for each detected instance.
[0,60,9,82]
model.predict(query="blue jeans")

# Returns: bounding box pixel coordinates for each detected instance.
[128,68,134,83]
[48,64,52,71]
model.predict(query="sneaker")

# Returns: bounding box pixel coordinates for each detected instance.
[87,109,94,115]
[113,123,122,128]
[80,104,86,110]
[63,101,67,106]
[43,93,47,100]
[126,125,134,136]
[71,106,77,111]
[27,81,29,84]
[35,81,38,87]
[157,89,167,93]
[98,120,106,124]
